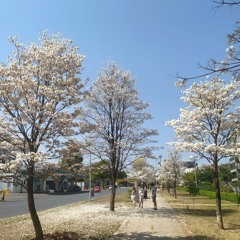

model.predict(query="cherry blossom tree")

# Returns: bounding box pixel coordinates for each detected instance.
[0,137,15,163]
[0,32,85,239]
[81,61,158,211]
[166,77,240,229]
[158,150,182,199]
[58,142,85,175]
[127,157,156,183]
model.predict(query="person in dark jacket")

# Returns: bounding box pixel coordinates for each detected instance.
[143,186,148,200]
[152,184,157,210]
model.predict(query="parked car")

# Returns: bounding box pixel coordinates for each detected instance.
[93,186,101,193]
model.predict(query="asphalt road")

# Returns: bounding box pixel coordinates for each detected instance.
[0,189,115,219]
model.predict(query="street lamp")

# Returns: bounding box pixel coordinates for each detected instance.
[158,155,162,190]
[158,146,164,169]
[158,155,162,167]
[89,152,92,201]
[189,155,199,188]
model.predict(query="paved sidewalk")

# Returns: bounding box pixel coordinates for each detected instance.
[111,193,193,240]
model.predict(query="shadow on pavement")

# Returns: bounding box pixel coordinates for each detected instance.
[114,206,180,219]
[43,231,215,240]
[109,232,215,240]
[48,190,89,195]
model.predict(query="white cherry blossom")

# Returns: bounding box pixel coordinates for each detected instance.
[166,77,240,229]
[0,31,86,239]
[81,61,158,211]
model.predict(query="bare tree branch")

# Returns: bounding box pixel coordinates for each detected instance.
[213,0,240,7]
[176,22,240,86]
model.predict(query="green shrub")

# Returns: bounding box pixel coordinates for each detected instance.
[221,192,240,204]
[199,190,215,199]
[187,184,199,196]
[199,190,240,204]
[199,182,215,191]
[176,186,188,192]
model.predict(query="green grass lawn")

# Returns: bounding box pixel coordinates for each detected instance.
[161,190,240,240]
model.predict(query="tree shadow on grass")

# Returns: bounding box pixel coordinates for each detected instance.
[173,207,240,231]
[224,223,240,230]
[173,207,238,218]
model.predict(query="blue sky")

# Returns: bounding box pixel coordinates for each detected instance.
[0,1,239,166]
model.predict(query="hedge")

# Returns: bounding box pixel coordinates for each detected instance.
[199,190,240,204]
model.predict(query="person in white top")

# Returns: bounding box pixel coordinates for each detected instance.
[138,187,144,208]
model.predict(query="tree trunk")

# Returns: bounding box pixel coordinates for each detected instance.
[173,185,177,199]
[214,160,224,229]
[28,162,44,239]
[110,184,116,211]
[110,164,117,211]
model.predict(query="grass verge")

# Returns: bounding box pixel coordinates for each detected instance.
[161,190,240,240]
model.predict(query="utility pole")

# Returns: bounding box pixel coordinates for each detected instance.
[190,155,199,188]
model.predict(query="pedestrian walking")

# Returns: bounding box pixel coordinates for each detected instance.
[0,189,8,201]
[152,184,157,210]
[138,187,144,208]
[131,186,137,204]
[91,188,94,201]
[143,186,148,200]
